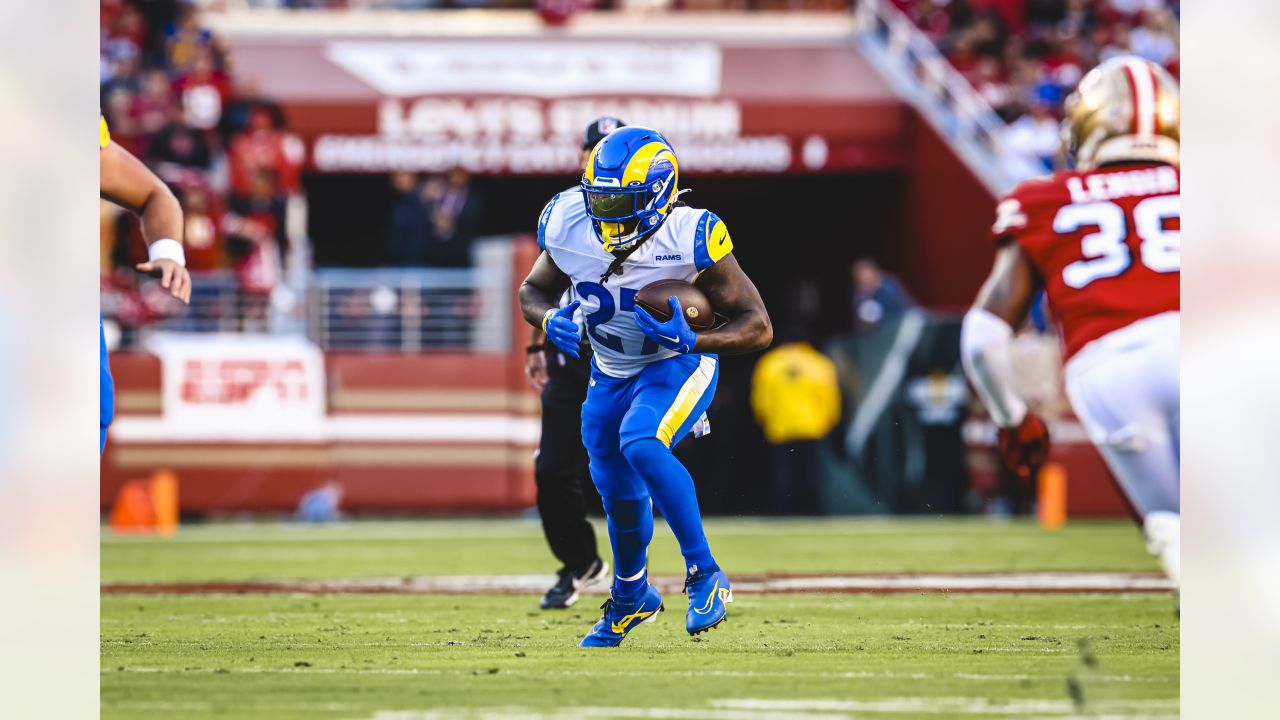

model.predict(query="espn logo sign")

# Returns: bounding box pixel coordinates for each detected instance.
[154,336,327,440]
[180,359,312,405]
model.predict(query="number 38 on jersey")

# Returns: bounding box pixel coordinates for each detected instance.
[1055,194,1179,288]
[990,163,1180,360]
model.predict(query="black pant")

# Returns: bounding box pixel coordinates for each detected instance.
[535,345,601,571]
[768,440,825,516]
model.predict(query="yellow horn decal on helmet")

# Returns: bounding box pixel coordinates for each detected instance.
[622,141,677,188]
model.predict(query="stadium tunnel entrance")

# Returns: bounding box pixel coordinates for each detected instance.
[306,171,910,343]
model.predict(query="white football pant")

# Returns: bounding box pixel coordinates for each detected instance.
[1064,311,1180,583]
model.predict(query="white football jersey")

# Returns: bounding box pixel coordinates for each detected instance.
[538,189,734,378]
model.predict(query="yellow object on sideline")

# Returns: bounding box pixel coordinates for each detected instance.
[750,342,841,444]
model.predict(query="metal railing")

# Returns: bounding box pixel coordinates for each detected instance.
[853,0,1044,194]
[102,270,271,336]
[105,237,515,353]
[307,239,513,353]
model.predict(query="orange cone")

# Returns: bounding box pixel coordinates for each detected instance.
[109,471,179,535]
[109,480,154,533]
[1037,462,1068,530]
[149,470,179,536]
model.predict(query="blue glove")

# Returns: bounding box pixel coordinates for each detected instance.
[634,296,697,354]
[542,300,582,359]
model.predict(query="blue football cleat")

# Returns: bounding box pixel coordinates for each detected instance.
[684,565,732,635]
[579,585,664,648]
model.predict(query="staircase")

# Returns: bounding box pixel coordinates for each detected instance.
[854,0,1044,194]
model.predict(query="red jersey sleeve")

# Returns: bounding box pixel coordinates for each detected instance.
[989,176,1060,249]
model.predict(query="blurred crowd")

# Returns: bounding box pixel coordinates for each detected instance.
[100,0,304,328]
[893,0,1179,170]
[237,1,854,9]
[385,168,483,268]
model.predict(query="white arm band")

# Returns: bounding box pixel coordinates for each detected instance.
[960,307,1027,428]
[147,238,186,267]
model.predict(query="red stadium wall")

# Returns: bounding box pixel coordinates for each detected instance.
[101,241,544,515]
[102,353,538,514]
[894,110,1005,310]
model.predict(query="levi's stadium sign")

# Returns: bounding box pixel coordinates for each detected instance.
[313,97,793,174]
[224,37,908,175]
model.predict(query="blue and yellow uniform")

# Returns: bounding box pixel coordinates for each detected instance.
[100,116,114,454]
[538,126,734,645]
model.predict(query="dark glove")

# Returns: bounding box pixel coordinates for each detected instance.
[997,412,1051,478]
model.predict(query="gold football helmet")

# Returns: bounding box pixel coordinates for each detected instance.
[1062,56,1180,170]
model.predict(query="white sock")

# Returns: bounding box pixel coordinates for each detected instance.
[1143,511,1180,588]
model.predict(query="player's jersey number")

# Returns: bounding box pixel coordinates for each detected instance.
[1057,195,1180,289]
[575,282,660,356]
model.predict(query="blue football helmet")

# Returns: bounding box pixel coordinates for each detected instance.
[580,126,680,252]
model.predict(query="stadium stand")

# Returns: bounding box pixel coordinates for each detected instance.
[891,0,1179,168]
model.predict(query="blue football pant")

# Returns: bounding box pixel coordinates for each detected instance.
[101,321,114,455]
[580,354,719,597]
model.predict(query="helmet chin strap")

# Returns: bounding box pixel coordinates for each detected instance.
[598,225,662,285]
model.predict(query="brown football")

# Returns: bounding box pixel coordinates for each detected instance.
[635,279,715,331]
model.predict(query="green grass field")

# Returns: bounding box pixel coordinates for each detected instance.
[101,519,1179,719]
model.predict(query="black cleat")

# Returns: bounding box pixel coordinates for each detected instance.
[541,557,609,610]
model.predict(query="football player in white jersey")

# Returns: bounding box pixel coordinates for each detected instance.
[519,126,772,646]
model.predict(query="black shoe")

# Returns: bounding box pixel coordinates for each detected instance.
[540,557,609,610]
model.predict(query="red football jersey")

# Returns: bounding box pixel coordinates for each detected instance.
[991,162,1180,360]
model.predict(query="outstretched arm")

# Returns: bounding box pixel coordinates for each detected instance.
[692,254,772,355]
[100,140,191,303]
[960,243,1041,427]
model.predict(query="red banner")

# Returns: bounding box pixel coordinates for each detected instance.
[225,38,909,174]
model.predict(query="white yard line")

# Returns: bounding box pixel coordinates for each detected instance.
[100,517,1135,545]
[343,699,1180,720]
[103,666,1175,685]
[717,697,1179,714]
[103,571,1173,595]
[360,709,852,720]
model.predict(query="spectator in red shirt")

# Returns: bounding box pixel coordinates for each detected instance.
[101,0,145,52]
[178,184,225,272]
[174,49,232,133]
[130,69,177,138]
[228,106,303,199]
